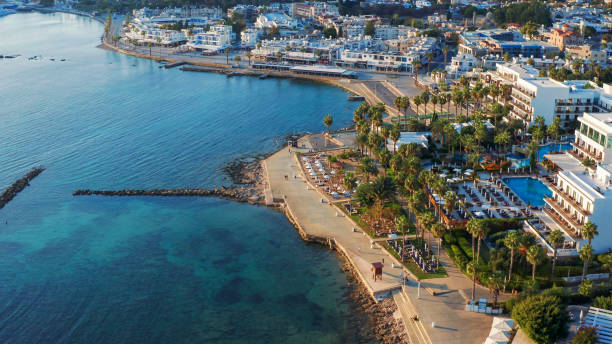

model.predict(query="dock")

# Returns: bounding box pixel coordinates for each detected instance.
[164,61,186,69]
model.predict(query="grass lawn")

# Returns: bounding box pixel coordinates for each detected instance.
[380,240,447,280]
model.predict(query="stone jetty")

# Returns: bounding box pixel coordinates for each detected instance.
[0,167,45,210]
[73,186,263,204]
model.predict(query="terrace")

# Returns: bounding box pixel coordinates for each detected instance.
[543,198,583,233]
[546,181,591,216]
[571,141,603,162]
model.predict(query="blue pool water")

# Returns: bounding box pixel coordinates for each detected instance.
[0,12,373,343]
[502,177,551,207]
[538,143,572,160]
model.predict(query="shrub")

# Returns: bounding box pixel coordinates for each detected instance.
[458,236,473,259]
[444,233,457,245]
[512,295,569,344]
[593,295,612,310]
[572,327,597,344]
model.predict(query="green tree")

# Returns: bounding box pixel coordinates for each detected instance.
[395,215,409,245]
[504,231,521,283]
[466,260,478,301]
[390,124,401,153]
[357,156,378,182]
[355,183,375,207]
[579,279,593,297]
[527,245,545,281]
[322,27,337,39]
[580,244,594,281]
[344,172,357,191]
[549,229,564,279]
[364,20,376,37]
[488,272,504,308]
[512,295,569,344]
[323,114,333,146]
[467,218,486,263]
[593,296,612,310]
[581,221,598,246]
[572,327,597,344]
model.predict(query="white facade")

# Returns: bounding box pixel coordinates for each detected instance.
[446,53,480,78]
[255,13,298,30]
[543,112,612,253]
[240,28,261,48]
[187,25,232,51]
[509,78,611,127]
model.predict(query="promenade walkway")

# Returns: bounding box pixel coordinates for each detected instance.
[265,143,512,343]
[265,146,403,298]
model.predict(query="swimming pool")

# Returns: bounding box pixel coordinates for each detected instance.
[538,143,572,160]
[502,177,551,207]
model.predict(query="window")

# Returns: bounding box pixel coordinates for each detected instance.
[608,137,612,148]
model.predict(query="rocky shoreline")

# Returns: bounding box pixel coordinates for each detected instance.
[0,167,45,210]
[339,257,409,344]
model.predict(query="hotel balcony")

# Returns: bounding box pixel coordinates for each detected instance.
[510,99,532,114]
[543,207,582,240]
[571,141,603,162]
[544,197,584,231]
[512,87,535,99]
[547,183,591,216]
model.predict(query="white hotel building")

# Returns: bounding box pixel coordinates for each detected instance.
[542,112,612,254]
[187,25,233,52]
[509,78,612,128]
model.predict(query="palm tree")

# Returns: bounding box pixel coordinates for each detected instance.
[444,191,457,224]
[442,46,449,66]
[494,130,511,154]
[357,157,378,182]
[246,50,253,66]
[549,229,564,279]
[425,52,434,75]
[413,96,422,118]
[395,215,409,247]
[467,218,485,263]
[503,231,521,282]
[390,124,400,153]
[526,245,545,281]
[431,95,439,116]
[400,96,411,125]
[412,59,422,82]
[580,244,594,281]
[488,272,504,308]
[466,260,478,301]
[344,172,357,191]
[581,221,598,246]
[323,114,333,147]
[431,222,445,260]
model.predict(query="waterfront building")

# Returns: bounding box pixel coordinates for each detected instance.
[459,29,559,58]
[540,112,612,254]
[240,28,261,48]
[255,13,300,31]
[508,78,612,127]
[187,25,233,52]
[446,53,480,79]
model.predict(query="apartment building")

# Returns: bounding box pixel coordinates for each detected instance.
[509,78,611,127]
[187,25,233,51]
[543,112,612,253]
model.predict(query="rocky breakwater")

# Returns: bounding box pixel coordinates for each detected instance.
[222,155,267,204]
[72,186,262,203]
[0,167,45,210]
[341,259,409,344]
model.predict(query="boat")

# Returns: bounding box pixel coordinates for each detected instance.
[258,74,268,79]
[348,95,365,101]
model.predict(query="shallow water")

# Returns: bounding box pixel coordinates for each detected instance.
[0,12,374,343]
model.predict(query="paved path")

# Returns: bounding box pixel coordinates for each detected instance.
[265,146,403,297]
[266,145,514,343]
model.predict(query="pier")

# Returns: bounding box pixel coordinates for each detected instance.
[73,187,263,204]
[163,61,186,69]
[0,167,45,210]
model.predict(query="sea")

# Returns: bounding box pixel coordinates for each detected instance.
[0,12,375,343]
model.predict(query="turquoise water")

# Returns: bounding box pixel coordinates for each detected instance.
[502,177,551,207]
[0,12,373,343]
[538,143,572,160]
